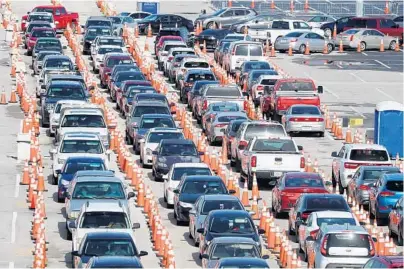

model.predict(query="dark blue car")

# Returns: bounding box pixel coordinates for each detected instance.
[173,175,233,225]
[40,80,88,127]
[56,156,106,202]
[86,256,144,268]
[215,257,269,269]
[152,139,201,181]
[71,232,148,268]
[133,114,176,154]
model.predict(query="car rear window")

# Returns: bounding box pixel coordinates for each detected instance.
[173,50,195,56]
[136,95,167,104]
[32,30,55,38]
[164,44,186,51]
[285,177,324,187]
[291,106,321,115]
[231,121,245,132]
[182,180,227,194]
[249,45,263,56]
[172,167,211,181]
[133,106,170,117]
[260,79,278,86]
[99,38,124,46]
[187,73,215,81]
[316,217,356,227]
[206,88,241,97]
[212,103,239,112]
[285,32,305,37]
[349,149,389,161]
[184,62,209,68]
[244,124,286,140]
[140,117,175,128]
[235,45,248,56]
[148,132,184,144]
[305,197,350,211]
[326,233,372,252]
[344,29,360,35]
[218,116,246,123]
[106,58,133,67]
[278,81,314,91]
[385,180,403,192]
[363,170,398,181]
[201,200,243,214]
[252,139,296,152]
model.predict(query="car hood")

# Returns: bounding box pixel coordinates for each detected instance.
[159,156,200,169]
[60,173,74,182]
[179,193,203,204]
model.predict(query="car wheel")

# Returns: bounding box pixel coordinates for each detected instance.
[294,227,299,243]
[327,43,334,54]
[331,171,337,188]
[389,40,397,50]
[338,178,344,194]
[324,28,332,37]
[375,210,386,226]
[278,50,286,53]
[57,195,64,203]
[288,221,295,235]
[66,224,72,240]
[360,41,366,51]
[51,175,57,185]
[318,132,324,137]
[299,44,306,54]
[163,192,167,203]
[206,22,217,29]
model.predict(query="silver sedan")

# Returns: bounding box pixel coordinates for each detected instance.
[274,31,334,54]
[334,28,398,51]
[206,111,248,145]
[282,104,325,137]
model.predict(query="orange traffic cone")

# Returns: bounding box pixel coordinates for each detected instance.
[0,90,7,105]
[323,40,329,54]
[251,173,259,198]
[147,24,152,37]
[333,24,337,39]
[241,181,249,207]
[394,38,400,52]
[304,0,309,11]
[137,182,145,207]
[379,39,385,52]
[270,45,276,57]
[288,42,293,56]
[338,39,344,53]
[21,160,30,185]
[251,196,259,220]
[357,42,362,53]
[9,90,17,103]
[271,0,275,9]
[304,41,310,55]
[345,129,353,143]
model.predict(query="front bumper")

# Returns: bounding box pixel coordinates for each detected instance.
[166,189,175,205]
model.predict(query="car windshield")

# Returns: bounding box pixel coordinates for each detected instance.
[128,88,156,97]
[29,15,52,22]
[98,47,123,54]
[54,103,63,113]
[47,86,85,98]
[251,71,277,81]
[278,81,314,91]
[44,59,73,69]
[305,197,350,211]
[193,81,218,92]
[206,88,241,97]
[172,167,211,181]
[36,40,61,49]
[344,29,360,35]
[140,118,175,129]
[212,103,239,112]
[38,52,59,60]
[81,212,128,228]
[187,73,215,81]
[182,180,226,194]
[210,216,255,234]
[211,244,259,260]
[142,14,158,21]
[285,177,324,187]
[164,44,186,51]
[133,106,169,117]
[63,160,105,174]
[60,140,103,154]
[116,72,145,82]
[349,149,389,161]
[363,169,398,181]
[316,217,356,227]
[291,106,320,115]
[28,24,51,33]
[260,79,278,86]
[148,132,183,144]
[87,28,112,37]
[386,180,403,192]
[244,62,270,71]
[99,38,124,46]
[161,143,197,156]
[32,30,55,37]
[245,125,286,140]
[61,115,106,128]
[84,239,136,256]
[72,182,125,199]
[201,200,243,215]
[184,62,209,68]
[107,58,133,67]
[136,95,167,104]
[218,116,246,123]
[212,9,226,16]
[285,32,305,37]
[87,20,112,27]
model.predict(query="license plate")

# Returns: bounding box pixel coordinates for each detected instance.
[274,172,283,177]
[302,126,312,131]
[274,161,282,165]
[280,39,287,43]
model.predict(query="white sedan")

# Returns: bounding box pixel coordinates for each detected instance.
[91,45,124,72]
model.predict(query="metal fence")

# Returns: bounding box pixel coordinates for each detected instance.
[210,0,403,17]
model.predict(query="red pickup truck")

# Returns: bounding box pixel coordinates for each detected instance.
[343,17,404,40]
[269,78,323,122]
[21,5,79,31]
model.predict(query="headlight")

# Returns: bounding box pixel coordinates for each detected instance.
[146,148,152,155]
[58,158,65,164]
[61,179,70,186]
[69,211,79,219]
[179,201,193,208]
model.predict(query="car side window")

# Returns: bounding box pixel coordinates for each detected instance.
[366,19,377,28]
[371,30,384,36]
[234,9,246,16]
[221,10,234,17]
[380,19,396,28]
[160,15,170,23]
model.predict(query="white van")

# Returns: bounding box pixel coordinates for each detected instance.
[223,41,265,75]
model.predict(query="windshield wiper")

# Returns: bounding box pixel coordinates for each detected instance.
[95,196,121,200]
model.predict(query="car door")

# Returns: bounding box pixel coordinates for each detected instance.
[218,9,235,26]
[390,199,401,232]
[350,170,360,197]
[370,29,386,49]
[369,178,381,212]
[233,9,247,23]
[300,213,314,247]
[190,197,201,237]
[169,15,182,28]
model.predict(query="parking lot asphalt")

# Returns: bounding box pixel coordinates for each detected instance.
[1,1,403,269]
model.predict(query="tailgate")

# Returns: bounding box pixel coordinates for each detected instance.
[277,96,320,110]
[256,153,302,173]
[206,98,244,109]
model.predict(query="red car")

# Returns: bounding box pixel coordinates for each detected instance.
[343,17,404,40]
[22,5,78,31]
[363,256,403,268]
[26,27,56,55]
[99,54,134,89]
[154,35,184,55]
[271,172,329,217]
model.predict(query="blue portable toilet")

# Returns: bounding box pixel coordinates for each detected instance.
[137,0,160,14]
[374,101,404,158]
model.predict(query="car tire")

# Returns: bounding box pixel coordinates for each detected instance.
[324,28,332,37]
[338,178,344,194]
[247,174,253,190]
[318,132,324,137]
[51,175,57,185]
[57,196,64,203]
[66,224,72,240]
[331,171,337,188]
[230,158,236,167]
[299,44,306,54]
[360,41,366,51]
[278,50,286,53]
[327,43,334,54]
[206,22,216,29]
[398,228,403,246]
[294,228,299,243]
[288,222,295,235]
[389,40,397,50]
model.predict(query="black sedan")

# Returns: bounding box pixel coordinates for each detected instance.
[173,175,233,225]
[137,14,193,35]
[188,29,232,50]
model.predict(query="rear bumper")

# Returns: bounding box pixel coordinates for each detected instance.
[286,122,325,133]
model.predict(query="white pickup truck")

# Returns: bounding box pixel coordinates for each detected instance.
[249,19,325,45]
[240,136,305,189]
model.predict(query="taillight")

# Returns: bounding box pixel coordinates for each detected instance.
[215,123,227,128]
[168,56,174,61]
[243,100,248,110]
[350,35,354,41]
[310,229,319,238]
[380,191,395,197]
[300,157,305,168]
[344,162,360,169]
[290,38,298,42]
[368,235,375,256]
[203,100,208,110]
[358,185,370,190]
[238,140,248,150]
[301,212,310,220]
[320,234,329,256]
[289,117,323,122]
[256,85,264,91]
[251,156,257,167]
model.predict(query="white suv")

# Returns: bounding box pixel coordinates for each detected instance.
[306,224,375,269]
[50,132,111,182]
[70,200,140,252]
[49,100,87,136]
[331,143,391,194]
[223,41,265,75]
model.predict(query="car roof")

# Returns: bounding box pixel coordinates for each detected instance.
[161,139,193,145]
[30,12,52,15]
[29,21,52,25]
[209,209,249,216]
[202,194,240,201]
[313,211,356,218]
[359,166,400,171]
[76,176,123,183]
[75,170,115,177]
[84,200,126,212]
[63,132,100,140]
[134,101,168,107]
[214,112,247,118]
[105,53,132,57]
[86,231,133,239]
[98,45,124,49]
[92,256,142,266]
[136,93,165,98]
[212,237,256,244]
[382,173,404,180]
[88,16,111,21]
[377,256,404,266]
[172,162,209,168]
[183,175,222,181]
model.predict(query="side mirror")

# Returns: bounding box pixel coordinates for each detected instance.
[201,254,209,259]
[162,174,168,181]
[242,91,249,97]
[127,192,135,199]
[41,85,46,89]
[49,148,57,155]
[68,222,76,229]
[65,192,71,199]
[38,66,43,70]
[88,85,95,91]
[228,189,236,194]
[173,189,179,194]
[39,79,43,83]
[325,181,332,186]
[62,46,67,49]
[71,250,80,256]
[331,151,338,157]
[100,63,104,67]
[132,223,141,229]
[297,145,303,151]
[347,175,352,179]
[262,254,270,259]
[317,85,324,94]
[139,250,148,257]
[197,228,204,233]
[258,228,265,234]
[152,150,158,155]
